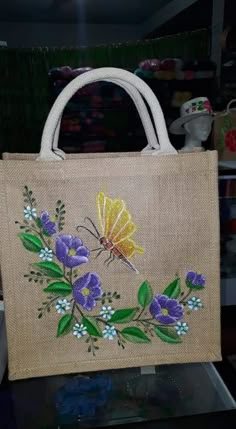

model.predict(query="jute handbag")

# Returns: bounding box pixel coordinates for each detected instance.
[0,68,221,380]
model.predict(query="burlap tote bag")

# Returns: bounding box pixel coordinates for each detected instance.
[0,68,221,380]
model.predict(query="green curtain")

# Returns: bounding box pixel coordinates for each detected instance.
[0,29,209,153]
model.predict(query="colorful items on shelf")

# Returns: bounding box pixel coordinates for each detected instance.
[135,58,216,80]
[49,66,93,81]
[171,91,193,108]
[139,58,161,71]
[49,67,142,153]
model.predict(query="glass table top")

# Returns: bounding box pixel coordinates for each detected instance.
[0,363,235,428]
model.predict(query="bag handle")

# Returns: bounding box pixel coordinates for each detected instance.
[227,99,236,114]
[38,68,177,160]
[51,77,160,158]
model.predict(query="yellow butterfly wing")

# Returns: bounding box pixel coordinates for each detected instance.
[96,192,112,236]
[115,238,144,259]
[105,198,134,241]
[97,192,144,258]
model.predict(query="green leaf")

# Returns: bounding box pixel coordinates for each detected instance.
[57,314,74,337]
[82,316,102,337]
[121,327,151,343]
[43,281,72,296]
[154,326,182,344]
[186,281,204,290]
[35,218,42,228]
[18,233,43,253]
[33,262,63,278]
[109,308,138,323]
[138,280,153,308]
[163,278,181,299]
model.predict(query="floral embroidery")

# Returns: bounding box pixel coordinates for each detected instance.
[24,205,37,220]
[56,235,90,268]
[39,247,53,261]
[103,325,117,340]
[186,271,206,289]
[187,297,203,310]
[149,295,183,325]
[100,305,115,320]
[55,299,71,314]
[203,100,211,112]
[16,186,206,355]
[186,100,212,114]
[175,322,189,336]
[41,211,57,235]
[73,272,103,311]
[73,323,87,338]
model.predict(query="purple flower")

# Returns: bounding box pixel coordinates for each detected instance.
[149,294,183,325]
[73,272,102,311]
[56,235,90,268]
[41,211,57,235]
[186,271,206,288]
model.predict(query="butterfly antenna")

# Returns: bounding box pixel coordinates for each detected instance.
[76,225,99,240]
[84,217,101,238]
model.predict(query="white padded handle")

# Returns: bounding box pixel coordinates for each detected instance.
[39,68,177,160]
[51,77,160,158]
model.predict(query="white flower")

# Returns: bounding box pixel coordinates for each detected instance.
[73,323,87,338]
[175,321,189,336]
[99,305,115,320]
[23,205,37,220]
[39,247,53,261]
[102,325,116,340]
[55,299,71,314]
[187,296,203,311]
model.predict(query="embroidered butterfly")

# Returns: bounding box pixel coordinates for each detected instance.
[77,192,144,273]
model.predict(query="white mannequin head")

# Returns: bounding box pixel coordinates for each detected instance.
[184,115,213,142]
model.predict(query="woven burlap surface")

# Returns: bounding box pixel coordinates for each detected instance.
[0,151,221,380]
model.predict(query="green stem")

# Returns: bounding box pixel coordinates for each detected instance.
[88,315,123,335]
[39,230,53,252]
[136,306,146,321]
[117,331,126,347]
[25,274,52,281]
[91,314,174,331]
[133,316,153,323]
[89,335,96,357]
[24,188,35,208]
[75,304,84,318]
[90,315,110,327]
[140,320,175,328]
[59,265,70,285]
[41,295,60,315]
[180,290,192,304]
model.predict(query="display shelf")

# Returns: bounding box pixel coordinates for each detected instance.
[0,363,235,429]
